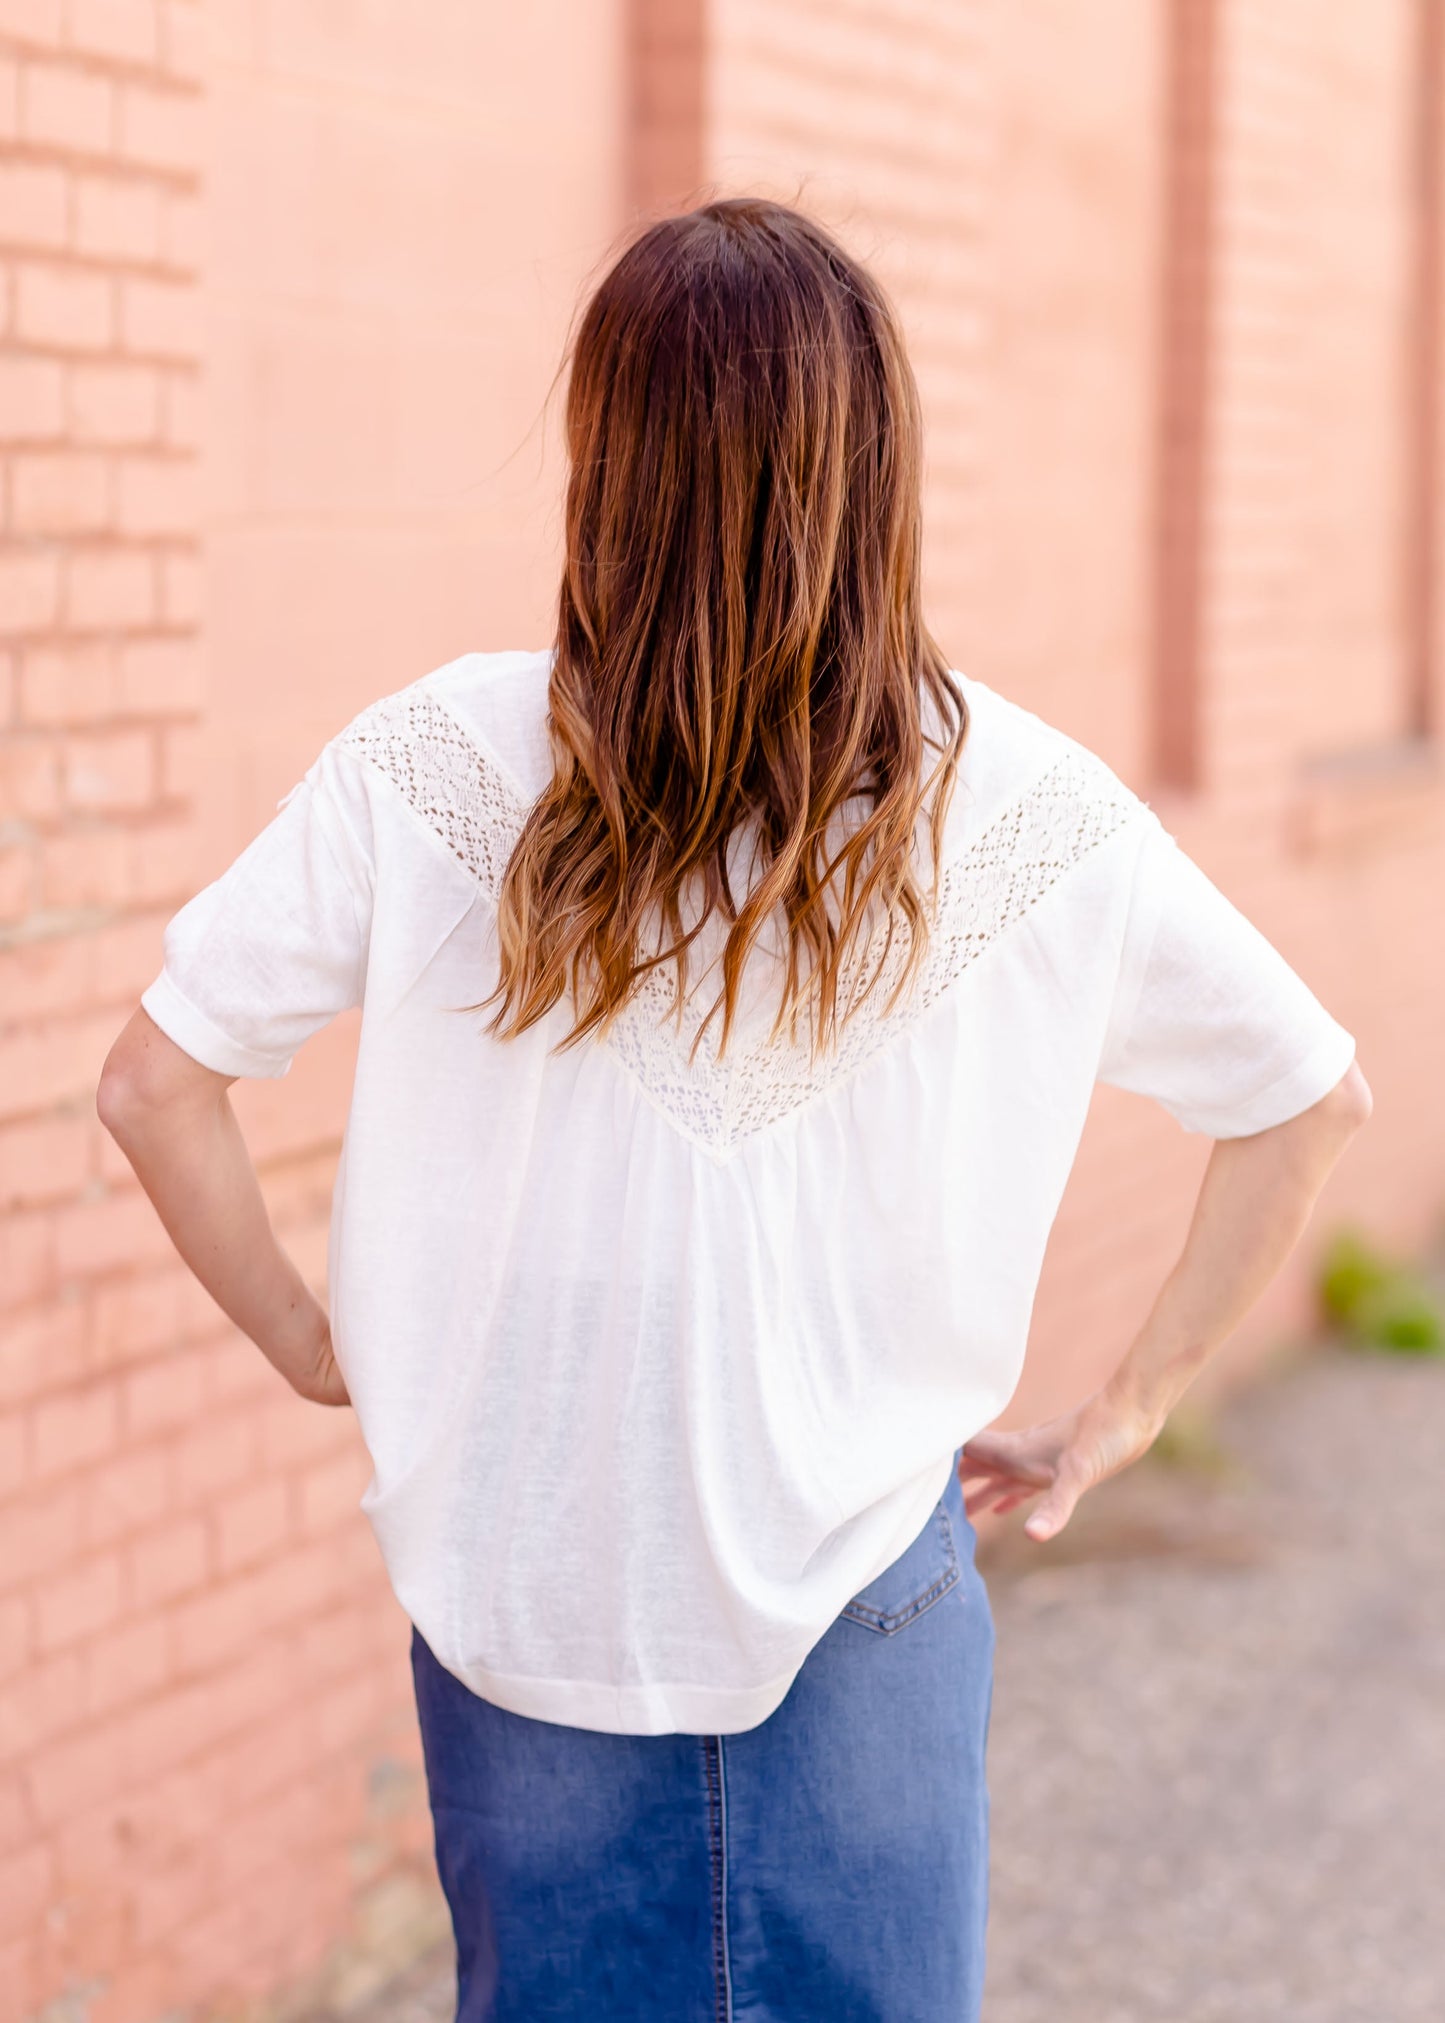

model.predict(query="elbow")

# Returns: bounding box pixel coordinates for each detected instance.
[1323,1058,1373,1133]
[96,1059,147,1141]
[96,1016,166,1140]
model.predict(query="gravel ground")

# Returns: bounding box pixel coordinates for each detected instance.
[979,1339,1445,2023]
[293,1335,1445,2023]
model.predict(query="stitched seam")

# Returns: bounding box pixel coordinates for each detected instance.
[840,1505,962,1631]
[703,1737,733,2022]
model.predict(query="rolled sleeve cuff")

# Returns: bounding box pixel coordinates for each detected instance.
[1178,1023,1358,1138]
[140,968,295,1080]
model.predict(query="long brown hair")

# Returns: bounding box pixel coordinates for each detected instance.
[475,195,969,1063]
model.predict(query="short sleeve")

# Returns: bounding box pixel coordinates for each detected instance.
[1096,815,1357,1137]
[140,740,375,1079]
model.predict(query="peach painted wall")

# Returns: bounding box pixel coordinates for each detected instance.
[3,2,1443,2016]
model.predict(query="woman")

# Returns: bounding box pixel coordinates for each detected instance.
[99,197,1371,2022]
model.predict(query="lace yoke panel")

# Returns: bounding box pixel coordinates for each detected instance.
[335,683,1147,1161]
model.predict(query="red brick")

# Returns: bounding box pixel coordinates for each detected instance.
[214,1475,289,1572]
[82,1613,170,1719]
[115,78,201,178]
[119,1343,206,1438]
[114,632,200,713]
[35,1546,125,1652]
[0,733,63,823]
[295,1447,369,1537]
[0,1596,31,1685]
[89,909,173,1006]
[0,159,67,248]
[38,827,132,910]
[68,358,161,443]
[18,59,113,156]
[166,1572,263,1676]
[0,846,33,928]
[65,0,160,66]
[0,935,92,1026]
[73,1452,165,1576]
[87,1268,187,1373]
[126,1511,207,1606]
[168,1407,260,1510]
[0,1208,54,1314]
[9,452,111,537]
[74,170,164,263]
[18,639,117,726]
[0,0,62,45]
[206,1328,286,1408]
[113,448,198,533]
[83,1942,178,2023]
[117,1663,253,1789]
[257,1387,353,1470]
[157,716,203,797]
[30,1380,119,1479]
[52,1184,176,1280]
[158,185,200,272]
[0,1840,54,1945]
[117,270,199,361]
[0,550,62,633]
[63,726,156,813]
[16,255,114,349]
[0,1297,88,1403]
[65,545,156,629]
[156,545,199,624]
[126,812,198,904]
[22,1685,122,1822]
[158,0,202,84]
[129,1845,213,1950]
[0,1472,85,1594]
[0,353,64,438]
[0,1113,89,1214]
[0,1648,87,1773]
[0,1014,129,1130]
[158,361,200,448]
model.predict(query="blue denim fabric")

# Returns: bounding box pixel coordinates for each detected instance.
[409,1444,994,2022]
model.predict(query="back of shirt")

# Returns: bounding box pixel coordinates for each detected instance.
[140,648,1357,1734]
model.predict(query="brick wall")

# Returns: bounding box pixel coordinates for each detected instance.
[0,3,218,2013]
[2,3,623,2018]
[699,0,1445,1417]
[4,2,1443,2017]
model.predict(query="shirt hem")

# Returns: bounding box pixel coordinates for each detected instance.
[431,1650,806,1737]
[408,1461,960,1738]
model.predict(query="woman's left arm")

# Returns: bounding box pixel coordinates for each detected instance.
[96,1006,349,1407]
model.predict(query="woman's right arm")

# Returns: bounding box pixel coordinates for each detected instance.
[960,1058,1373,1540]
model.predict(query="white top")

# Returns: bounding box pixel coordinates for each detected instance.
[141,649,1357,1734]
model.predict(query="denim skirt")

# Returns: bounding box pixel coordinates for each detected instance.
[409,1444,994,2022]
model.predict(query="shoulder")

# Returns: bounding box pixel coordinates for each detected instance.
[307,648,551,893]
[939,671,1161,886]
[326,647,555,803]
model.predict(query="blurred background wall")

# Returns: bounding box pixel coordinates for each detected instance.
[2,1,1442,2015]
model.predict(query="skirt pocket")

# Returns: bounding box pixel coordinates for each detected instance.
[838,1494,961,1636]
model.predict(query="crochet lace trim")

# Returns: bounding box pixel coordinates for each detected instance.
[336,682,1145,1159]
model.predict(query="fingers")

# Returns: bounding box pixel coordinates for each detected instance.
[960,1430,1033,1472]
[962,1477,1023,1520]
[1023,1457,1086,1542]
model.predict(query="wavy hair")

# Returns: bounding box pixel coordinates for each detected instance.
[474,195,969,1063]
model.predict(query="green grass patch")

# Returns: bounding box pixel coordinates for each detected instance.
[1316,1226,1445,1356]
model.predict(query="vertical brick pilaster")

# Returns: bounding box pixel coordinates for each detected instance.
[627,0,708,220]
[1405,0,1443,739]
[1150,0,1219,795]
